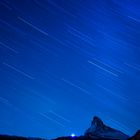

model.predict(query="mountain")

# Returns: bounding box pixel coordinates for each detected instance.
[128,130,140,140]
[84,116,129,139]
[0,116,139,140]
[0,135,46,140]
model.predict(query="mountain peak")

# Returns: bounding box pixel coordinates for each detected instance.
[92,116,104,128]
[85,116,129,139]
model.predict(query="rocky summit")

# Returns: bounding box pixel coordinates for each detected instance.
[84,116,129,139]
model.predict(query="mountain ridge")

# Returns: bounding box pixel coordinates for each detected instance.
[0,116,139,140]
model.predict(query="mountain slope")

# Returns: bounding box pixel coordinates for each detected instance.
[84,116,129,140]
[128,130,140,140]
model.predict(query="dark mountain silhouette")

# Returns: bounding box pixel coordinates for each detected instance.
[0,135,46,140]
[128,130,140,140]
[84,116,129,139]
[0,116,139,140]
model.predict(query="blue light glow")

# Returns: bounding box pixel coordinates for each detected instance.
[71,133,76,137]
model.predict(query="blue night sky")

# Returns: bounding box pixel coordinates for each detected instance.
[0,0,140,139]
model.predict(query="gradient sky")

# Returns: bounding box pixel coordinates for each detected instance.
[0,0,140,139]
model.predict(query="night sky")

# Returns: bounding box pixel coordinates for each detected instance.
[0,0,140,139]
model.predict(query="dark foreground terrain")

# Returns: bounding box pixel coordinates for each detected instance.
[0,116,139,140]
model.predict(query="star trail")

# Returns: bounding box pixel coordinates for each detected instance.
[0,0,140,139]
